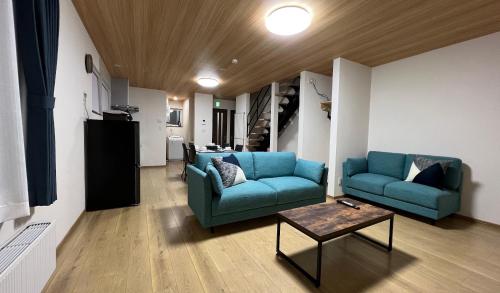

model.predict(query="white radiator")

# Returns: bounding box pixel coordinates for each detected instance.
[0,222,56,293]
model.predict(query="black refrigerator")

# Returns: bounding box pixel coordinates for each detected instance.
[85,119,140,211]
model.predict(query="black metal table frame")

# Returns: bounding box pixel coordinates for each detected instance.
[275,215,394,287]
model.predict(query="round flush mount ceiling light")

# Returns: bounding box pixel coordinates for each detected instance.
[197,77,220,88]
[265,6,312,36]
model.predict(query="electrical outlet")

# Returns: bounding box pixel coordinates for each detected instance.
[337,177,342,186]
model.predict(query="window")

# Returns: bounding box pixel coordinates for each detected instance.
[91,68,111,115]
[167,108,182,127]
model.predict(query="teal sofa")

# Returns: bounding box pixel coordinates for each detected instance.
[187,152,328,228]
[343,151,462,220]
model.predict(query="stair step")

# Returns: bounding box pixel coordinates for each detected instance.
[279,97,290,105]
[253,124,270,128]
[248,137,264,141]
[250,129,269,135]
[249,133,264,138]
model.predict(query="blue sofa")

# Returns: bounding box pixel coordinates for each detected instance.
[187,152,328,228]
[343,151,462,220]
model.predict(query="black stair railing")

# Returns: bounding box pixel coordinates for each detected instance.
[247,85,271,136]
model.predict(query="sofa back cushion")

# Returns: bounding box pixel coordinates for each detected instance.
[404,154,462,190]
[367,151,406,179]
[252,152,296,179]
[293,159,325,184]
[195,152,255,179]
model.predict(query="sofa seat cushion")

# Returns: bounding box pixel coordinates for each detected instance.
[212,180,277,216]
[347,173,400,195]
[384,181,458,209]
[259,176,323,204]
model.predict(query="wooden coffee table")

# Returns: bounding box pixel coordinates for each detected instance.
[276,199,394,287]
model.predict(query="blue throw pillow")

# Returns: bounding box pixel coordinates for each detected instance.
[206,164,224,195]
[413,163,445,189]
[222,154,240,167]
[293,159,325,184]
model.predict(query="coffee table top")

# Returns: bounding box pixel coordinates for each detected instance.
[278,199,394,241]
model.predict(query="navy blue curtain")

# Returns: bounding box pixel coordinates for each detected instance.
[14,0,60,206]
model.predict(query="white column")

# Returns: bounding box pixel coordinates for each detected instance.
[328,58,372,196]
[269,82,279,152]
[235,93,250,150]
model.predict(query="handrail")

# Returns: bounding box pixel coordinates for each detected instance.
[247,85,271,136]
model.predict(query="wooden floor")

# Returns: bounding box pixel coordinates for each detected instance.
[44,162,500,293]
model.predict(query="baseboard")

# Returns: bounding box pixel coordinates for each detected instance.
[141,165,167,168]
[56,210,85,256]
[337,193,499,227]
[452,213,500,228]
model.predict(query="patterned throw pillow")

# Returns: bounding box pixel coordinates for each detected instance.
[211,157,246,188]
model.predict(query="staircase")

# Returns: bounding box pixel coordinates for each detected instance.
[247,85,271,151]
[277,77,300,136]
[246,77,300,151]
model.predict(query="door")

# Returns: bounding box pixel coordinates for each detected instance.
[230,110,235,148]
[212,109,228,146]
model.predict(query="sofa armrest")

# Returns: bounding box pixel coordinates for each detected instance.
[344,158,367,177]
[187,165,213,228]
[321,167,329,186]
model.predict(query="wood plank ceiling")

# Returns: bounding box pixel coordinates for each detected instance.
[73,0,500,98]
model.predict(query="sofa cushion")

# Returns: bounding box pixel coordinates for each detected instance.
[368,151,406,179]
[293,159,325,184]
[259,176,323,204]
[212,180,277,216]
[384,181,459,209]
[196,152,255,179]
[222,154,240,167]
[252,152,296,179]
[404,154,462,190]
[412,163,445,189]
[211,157,247,188]
[345,158,368,176]
[347,173,400,195]
[206,164,224,195]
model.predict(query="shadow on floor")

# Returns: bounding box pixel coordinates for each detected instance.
[276,235,417,292]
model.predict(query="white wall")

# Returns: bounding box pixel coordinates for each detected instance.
[329,58,372,196]
[298,71,332,164]
[129,87,167,167]
[277,115,299,153]
[214,99,235,110]
[194,93,213,146]
[368,32,500,224]
[0,1,108,245]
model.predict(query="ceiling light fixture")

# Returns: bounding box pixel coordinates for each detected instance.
[266,6,311,36]
[197,77,219,88]
[173,96,178,101]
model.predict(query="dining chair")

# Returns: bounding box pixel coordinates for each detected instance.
[188,143,197,164]
[181,143,190,181]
